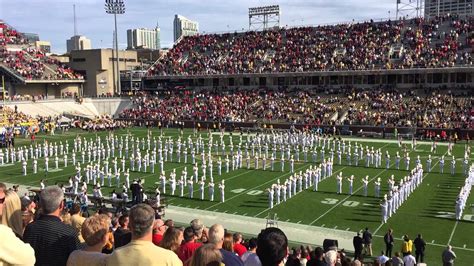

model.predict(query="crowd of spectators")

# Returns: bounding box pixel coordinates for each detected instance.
[120,87,473,129]
[0,22,83,80]
[119,89,337,125]
[0,183,458,266]
[149,15,473,76]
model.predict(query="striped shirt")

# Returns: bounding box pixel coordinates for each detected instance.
[23,215,81,266]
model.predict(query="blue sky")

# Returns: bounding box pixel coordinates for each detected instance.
[0,0,396,54]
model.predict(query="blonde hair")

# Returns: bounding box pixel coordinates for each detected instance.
[190,244,222,266]
[81,214,110,247]
[1,190,23,237]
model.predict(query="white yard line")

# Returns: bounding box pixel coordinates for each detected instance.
[448,221,459,245]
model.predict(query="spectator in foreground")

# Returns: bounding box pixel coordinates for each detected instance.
[0,190,24,238]
[377,251,389,265]
[241,238,261,266]
[256,227,288,266]
[67,214,111,266]
[189,243,223,266]
[307,246,327,266]
[208,224,244,266]
[403,251,416,266]
[23,186,81,266]
[160,227,184,254]
[233,233,247,257]
[70,203,85,243]
[442,245,456,266]
[113,213,131,248]
[179,227,202,264]
[152,218,166,245]
[0,224,36,265]
[391,251,403,266]
[223,232,235,253]
[190,218,208,243]
[105,203,182,266]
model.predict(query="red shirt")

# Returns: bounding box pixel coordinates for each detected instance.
[178,241,202,264]
[233,243,247,257]
[152,233,163,246]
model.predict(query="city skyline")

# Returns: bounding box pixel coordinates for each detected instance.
[0,0,396,54]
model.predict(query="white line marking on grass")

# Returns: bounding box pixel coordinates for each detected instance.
[297,221,301,224]
[214,209,219,212]
[243,213,247,216]
[346,228,350,231]
[334,226,338,229]
[321,224,325,227]
[186,205,190,208]
[464,244,467,248]
[223,210,228,213]
[233,212,238,215]
[373,223,385,235]
[432,240,435,244]
[286,219,290,222]
[448,221,459,245]
[177,204,182,207]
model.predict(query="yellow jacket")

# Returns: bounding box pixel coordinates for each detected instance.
[402,240,413,253]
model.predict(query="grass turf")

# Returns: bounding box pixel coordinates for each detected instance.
[1,127,473,265]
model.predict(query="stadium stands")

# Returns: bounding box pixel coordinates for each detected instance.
[0,21,83,81]
[119,88,474,129]
[148,15,473,76]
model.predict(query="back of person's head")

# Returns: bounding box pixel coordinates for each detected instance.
[257,227,288,266]
[233,232,242,243]
[129,203,155,238]
[1,190,23,237]
[184,226,196,242]
[40,186,64,215]
[223,232,234,252]
[160,227,184,253]
[82,214,110,247]
[118,213,129,228]
[191,218,204,237]
[248,237,258,250]
[70,203,81,215]
[314,247,324,259]
[208,224,225,245]
[189,243,223,266]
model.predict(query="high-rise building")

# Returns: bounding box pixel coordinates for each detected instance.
[173,14,199,42]
[424,0,473,18]
[67,35,92,53]
[127,26,161,50]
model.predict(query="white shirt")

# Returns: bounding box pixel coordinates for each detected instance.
[402,254,416,266]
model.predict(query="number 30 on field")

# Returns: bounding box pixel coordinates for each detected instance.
[321,198,360,207]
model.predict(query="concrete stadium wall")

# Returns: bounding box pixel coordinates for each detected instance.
[86,98,132,117]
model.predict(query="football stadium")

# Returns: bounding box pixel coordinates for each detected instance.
[0,1,473,266]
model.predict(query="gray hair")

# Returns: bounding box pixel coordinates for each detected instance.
[40,186,64,214]
[129,204,155,238]
[190,218,204,237]
[208,224,224,245]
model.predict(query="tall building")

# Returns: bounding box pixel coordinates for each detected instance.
[173,14,199,42]
[66,35,91,53]
[424,0,473,18]
[127,26,161,50]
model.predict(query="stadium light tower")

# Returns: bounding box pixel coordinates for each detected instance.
[249,5,280,31]
[105,0,125,96]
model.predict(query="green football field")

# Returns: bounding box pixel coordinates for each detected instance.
[1,127,473,265]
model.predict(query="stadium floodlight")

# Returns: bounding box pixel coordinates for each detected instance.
[105,0,125,96]
[248,5,280,31]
